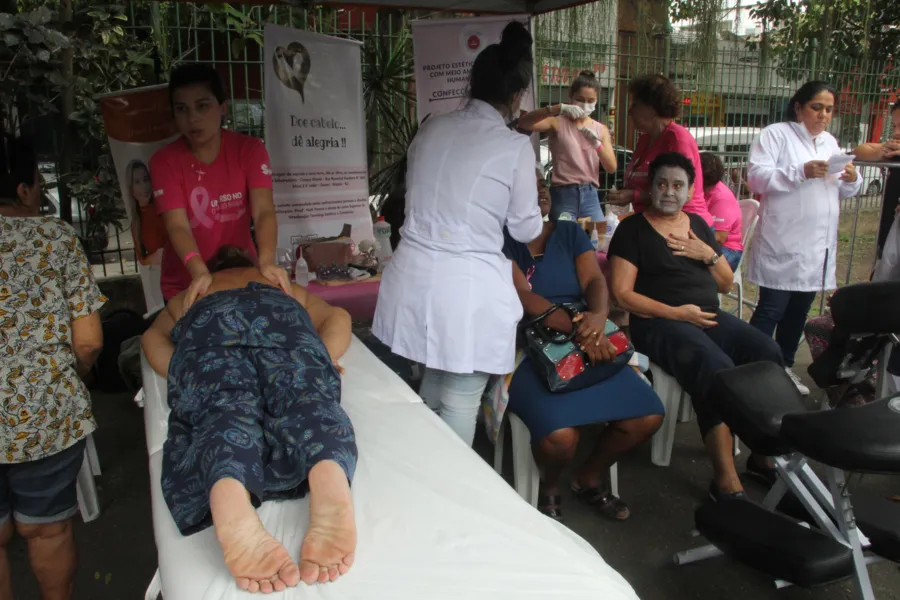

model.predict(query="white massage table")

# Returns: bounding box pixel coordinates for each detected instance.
[140,337,639,600]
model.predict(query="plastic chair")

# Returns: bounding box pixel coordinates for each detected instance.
[76,434,101,523]
[723,199,760,319]
[648,362,739,467]
[144,569,162,600]
[493,412,618,506]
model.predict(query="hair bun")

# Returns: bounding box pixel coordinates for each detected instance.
[578,70,596,79]
[498,21,533,67]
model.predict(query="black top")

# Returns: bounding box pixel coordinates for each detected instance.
[877,156,900,258]
[607,212,722,317]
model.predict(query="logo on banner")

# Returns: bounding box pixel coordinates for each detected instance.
[459,25,486,57]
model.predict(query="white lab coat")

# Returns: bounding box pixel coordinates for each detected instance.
[747,122,862,292]
[373,100,543,375]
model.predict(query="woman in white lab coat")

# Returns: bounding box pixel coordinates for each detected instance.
[373,21,543,445]
[747,81,862,395]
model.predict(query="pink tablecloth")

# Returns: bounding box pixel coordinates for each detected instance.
[597,251,610,279]
[306,280,380,321]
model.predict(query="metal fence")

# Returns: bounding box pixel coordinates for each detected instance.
[47,2,900,283]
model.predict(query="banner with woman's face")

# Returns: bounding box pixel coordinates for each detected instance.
[99,85,180,313]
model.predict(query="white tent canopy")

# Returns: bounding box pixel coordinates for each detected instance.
[314,0,594,14]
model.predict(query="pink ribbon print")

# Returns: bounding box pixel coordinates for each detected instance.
[188,186,215,229]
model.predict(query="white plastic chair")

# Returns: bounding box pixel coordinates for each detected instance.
[648,362,739,467]
[722,198,760,319]
[493,412,618,506]
[76,434,101,523]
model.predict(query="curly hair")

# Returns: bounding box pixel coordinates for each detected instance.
[628,74,682,119]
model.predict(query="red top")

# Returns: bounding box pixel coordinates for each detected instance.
[150,130,272,300]
[623,122,714,226]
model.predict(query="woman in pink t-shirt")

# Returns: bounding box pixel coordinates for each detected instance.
[606,75,714,226]
[516,71,617,222]
[150,64,290,306]
[699,152,743,271]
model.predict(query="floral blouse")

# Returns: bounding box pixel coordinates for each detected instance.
[0,217,106,464]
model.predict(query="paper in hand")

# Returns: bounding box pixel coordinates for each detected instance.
[827,153,855,175]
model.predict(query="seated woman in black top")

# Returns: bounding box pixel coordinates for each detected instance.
[608,152,784,502]
[501,170,664,522]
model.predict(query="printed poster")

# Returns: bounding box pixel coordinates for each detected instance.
[411,15,535,123]
[264,24,373,250]
[99,85,179,314]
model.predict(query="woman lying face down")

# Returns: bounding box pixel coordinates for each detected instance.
[142,245,357,592]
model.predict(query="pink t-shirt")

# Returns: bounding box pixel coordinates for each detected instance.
[706,181,743,251]
[150,130,272,300]
[547,117,604,187]
[624,122,714,226]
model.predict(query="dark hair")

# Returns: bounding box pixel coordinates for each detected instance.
[168,63,227,108]
[206,245,255,273]
[469,21,533,112]
[784,81,836,121]
[648,152,696,187]
[0,135,37,206]
[628,74,682,119]
[570,70,601,98]
[699,152,725,188]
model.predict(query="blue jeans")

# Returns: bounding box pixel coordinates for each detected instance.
[749,287,817,367]
[721,247,743,272]
[549,183,604,222]
[419,369,491,446]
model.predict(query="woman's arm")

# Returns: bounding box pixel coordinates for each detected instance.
[506,143,544,243]
[293,284,352,364]
[516,105,560,133]
[852,142,885,162]
[574,250,609,321]
[250,188,278,266]
[72,312,103,378]
[141,301,181,377]
[162,209,209,281]
[510,262,573,334]
[747,127,811,195]
[597,125,617,174]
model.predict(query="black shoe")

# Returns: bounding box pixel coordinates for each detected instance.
[708,481,747,503]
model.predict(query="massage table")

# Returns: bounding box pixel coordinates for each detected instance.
[140,336,639,600]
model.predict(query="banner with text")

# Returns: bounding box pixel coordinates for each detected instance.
[264,24,372,250]
[99,84,179,314]
[411,15,534,123]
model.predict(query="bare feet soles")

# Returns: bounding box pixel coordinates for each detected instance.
[299,460,357,585]
[210,478,301,593]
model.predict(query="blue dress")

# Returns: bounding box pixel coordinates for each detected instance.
[503,222,665,441]
[163,282,357,536]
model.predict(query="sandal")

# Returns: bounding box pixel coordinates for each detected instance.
[570,482,630,520]
[745,456,777,488]
[538,493,564,522]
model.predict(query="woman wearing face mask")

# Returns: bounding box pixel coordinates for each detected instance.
[516,71,617,222]
[126,159,167,266]
[608,151,783,502]
[606,75,713,226]
[746,81,861,396]
[373,21,543,446]
[150,64,290,307]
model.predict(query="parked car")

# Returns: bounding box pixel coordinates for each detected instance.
[689,127,762,198]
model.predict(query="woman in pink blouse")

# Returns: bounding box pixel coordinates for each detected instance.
[606,75,713,226]
[700,152,743,271]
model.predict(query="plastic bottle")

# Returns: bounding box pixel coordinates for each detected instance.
[374,216,393,272]
[590,226,600,251]
[294,254,309,286]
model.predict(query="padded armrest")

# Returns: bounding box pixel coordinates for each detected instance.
[830,281,900,335]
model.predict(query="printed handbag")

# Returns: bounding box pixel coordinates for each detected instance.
[521,303,633,393]
[302,241,354,272]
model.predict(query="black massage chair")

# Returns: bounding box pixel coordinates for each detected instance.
[676,280,900,599]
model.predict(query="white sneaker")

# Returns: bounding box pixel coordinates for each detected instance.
[785,367,810,396]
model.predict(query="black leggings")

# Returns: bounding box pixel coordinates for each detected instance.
[630,310,784,439]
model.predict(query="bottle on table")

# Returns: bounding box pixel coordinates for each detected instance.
[590,226,600,251]
[294,254,310,286]
[374,216,393,272]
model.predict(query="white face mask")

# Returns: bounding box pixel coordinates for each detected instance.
[650,166,691,215]
[574,101,596,115]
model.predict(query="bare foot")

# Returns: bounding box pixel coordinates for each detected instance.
[299,460,357,585]
[211,478,301,593]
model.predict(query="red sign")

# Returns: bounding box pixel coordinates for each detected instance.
[467,34,481,50]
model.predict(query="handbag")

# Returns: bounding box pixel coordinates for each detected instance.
[521,303,633,393]
[301,241,354,272]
